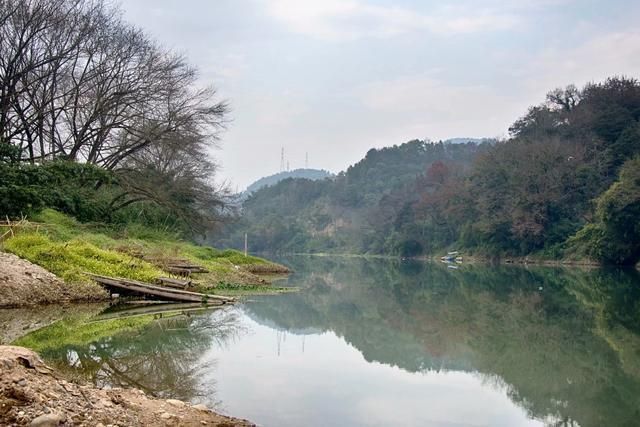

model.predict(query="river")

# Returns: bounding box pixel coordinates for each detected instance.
[5,256,640,426]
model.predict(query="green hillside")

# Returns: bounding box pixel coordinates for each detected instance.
[216,77,640,265]
[214,139,489,254]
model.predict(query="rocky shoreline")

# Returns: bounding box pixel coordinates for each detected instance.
[0,253,256,425]
[0,346,253,426]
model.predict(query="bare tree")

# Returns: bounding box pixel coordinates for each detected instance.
[0,0,230,231]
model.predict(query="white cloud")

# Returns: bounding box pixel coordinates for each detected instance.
[264,0,519,41]
[255,97,308,127]
[355,75,519,140]
[523,31,640,92]
[355,29,640,141]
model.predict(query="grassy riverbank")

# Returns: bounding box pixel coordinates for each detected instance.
[0,209,289,305]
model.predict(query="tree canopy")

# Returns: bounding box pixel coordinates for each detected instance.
[0,0,229,234]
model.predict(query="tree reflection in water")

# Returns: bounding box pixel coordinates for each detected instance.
[245,257,640,427]
[44,307,245,402]
[18,258,640,427]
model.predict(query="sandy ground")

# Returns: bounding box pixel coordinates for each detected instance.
[0,253,106,307]
[0,345,253,426]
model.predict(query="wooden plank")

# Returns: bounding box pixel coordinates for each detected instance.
[91,274,234,302]
[165,267,193,276]
[157,277,191,289]
[97,278,213,304]
[167,264,209,273]
[88,274,234,303]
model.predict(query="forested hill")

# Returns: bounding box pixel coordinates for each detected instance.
[214,139,491,254]
[246,169,333,194]
[216,77,640,265]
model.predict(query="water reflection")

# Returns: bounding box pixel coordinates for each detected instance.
[245,257,640,427]
[38,308,244,402]
[12,258,640,426]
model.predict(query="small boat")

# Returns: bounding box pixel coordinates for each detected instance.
[441,251,463,263]
[440,255,456,262]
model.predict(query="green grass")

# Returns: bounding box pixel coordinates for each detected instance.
[3,233,163,283]
[3,209,287,288]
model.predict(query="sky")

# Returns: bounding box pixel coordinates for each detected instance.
[121,0,640,190]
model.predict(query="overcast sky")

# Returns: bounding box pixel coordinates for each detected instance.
[121,0,640,190]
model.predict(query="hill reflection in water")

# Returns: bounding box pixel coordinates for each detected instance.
[22,257,640,426]
[243,257,640,427]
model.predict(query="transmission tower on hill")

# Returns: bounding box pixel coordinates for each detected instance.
[280,147,285,172]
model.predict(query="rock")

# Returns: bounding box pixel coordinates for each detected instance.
[192,404,209,412]
[160,412,174,420]
[29,413,64,427]
[166,399,185,407]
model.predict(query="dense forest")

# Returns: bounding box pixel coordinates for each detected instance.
[0,0,229,235]
[216,77,640,265]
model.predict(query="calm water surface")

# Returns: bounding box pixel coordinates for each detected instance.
[9,257,640,427]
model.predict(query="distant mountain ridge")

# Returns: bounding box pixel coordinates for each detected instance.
[246,168,333,194]
[243,139,486,195]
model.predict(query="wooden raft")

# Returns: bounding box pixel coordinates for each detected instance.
[89,274,234,305]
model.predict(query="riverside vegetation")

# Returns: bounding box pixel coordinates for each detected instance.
[217,78,640,266]
[0,0,289,306]
[0,0,231,236]
[0,209,289,307]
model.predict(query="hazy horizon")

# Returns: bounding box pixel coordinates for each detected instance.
[122,0,640,189]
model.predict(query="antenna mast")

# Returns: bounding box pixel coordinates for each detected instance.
[280,147,285,172]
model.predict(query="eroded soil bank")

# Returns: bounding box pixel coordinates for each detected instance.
[0,345,253,426]
[0,253,105,308]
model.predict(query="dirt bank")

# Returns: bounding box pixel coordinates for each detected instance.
[0,253,106,308]
[0,345,253,426]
